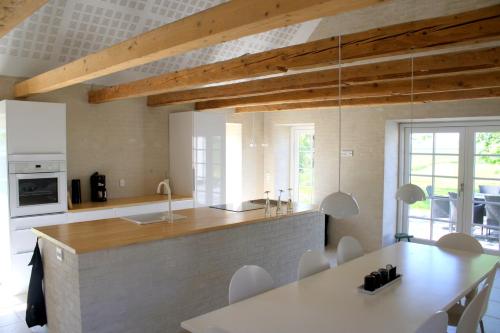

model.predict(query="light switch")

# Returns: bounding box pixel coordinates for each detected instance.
[56,247,63,262]
[341,149,354,157]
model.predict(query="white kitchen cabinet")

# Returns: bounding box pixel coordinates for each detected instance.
[2,100,66,156]
[0,100,67,294]
[10,252,34,295]
[68,198,194,221]
[6,213,68,294]
[169,112,226,207]
[6,199,193,294]
[10,229,37,254]
[67,208,115,223]
[10,212,68,231]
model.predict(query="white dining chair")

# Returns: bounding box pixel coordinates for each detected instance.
[435,233,483,254]
[456,282,491,333]
[337,236,364,265]
[415,311,448,333]
[297,249,330,280]
[228,265,274,304]
[437,233,484,310]
[449,268,496,333]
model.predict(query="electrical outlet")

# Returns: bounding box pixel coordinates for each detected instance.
[119,179,126,187]
[56,247,63,262]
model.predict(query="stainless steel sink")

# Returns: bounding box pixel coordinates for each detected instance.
[121,212,186,225]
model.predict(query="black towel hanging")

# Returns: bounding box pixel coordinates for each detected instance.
[25,239,47,328]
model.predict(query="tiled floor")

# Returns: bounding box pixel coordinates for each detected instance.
[0,248,498,333]
[0,288,46,333]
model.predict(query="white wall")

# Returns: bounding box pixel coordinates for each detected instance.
[260,99,500,252]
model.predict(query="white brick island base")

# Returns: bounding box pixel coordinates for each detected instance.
[41,211,324,333]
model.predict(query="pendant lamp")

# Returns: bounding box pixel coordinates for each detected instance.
[395,56,426,204]
[320,35,359,219]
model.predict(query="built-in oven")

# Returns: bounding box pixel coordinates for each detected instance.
[8,154,67,217]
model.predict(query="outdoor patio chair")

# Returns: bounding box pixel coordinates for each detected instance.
[484,195,500,233]
[479,185,500,195]
[427,186,450,219]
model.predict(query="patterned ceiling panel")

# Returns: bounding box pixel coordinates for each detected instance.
[0,0,318,85]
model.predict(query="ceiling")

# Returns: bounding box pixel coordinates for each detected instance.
[0,0,319,86]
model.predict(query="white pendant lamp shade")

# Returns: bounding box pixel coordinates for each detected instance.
[319,34,359,220]
[395,183,426,204]
[395,56,426,205]
[320,191,360,219]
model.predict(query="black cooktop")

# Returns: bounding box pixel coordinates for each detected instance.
[210,201,265,212]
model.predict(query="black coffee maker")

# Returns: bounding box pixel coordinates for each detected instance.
[90,172,107,202]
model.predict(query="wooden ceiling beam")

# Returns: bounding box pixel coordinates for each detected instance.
[234,88,500,113]
[14,0,386,97]
[89,4,500,104]
[147,47,500,106]
[0,0,48,39]
[195,71,500,109]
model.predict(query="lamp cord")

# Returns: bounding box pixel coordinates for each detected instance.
[338,34,342,192]
[408,55,414,185]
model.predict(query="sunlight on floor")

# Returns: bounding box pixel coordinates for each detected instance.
[0,286,47,333]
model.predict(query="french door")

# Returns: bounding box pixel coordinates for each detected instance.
[400,122,500,254]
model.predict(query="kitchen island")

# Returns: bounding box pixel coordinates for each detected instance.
[33,205,324,333]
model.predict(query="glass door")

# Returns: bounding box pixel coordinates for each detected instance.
[465,126,500,252]
[400,121,500,255]
[401,127,465,242]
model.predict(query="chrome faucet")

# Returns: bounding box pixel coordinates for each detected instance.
[264,191,271,217]
[287,188,294,214]
[276,189,284,216]
[157,179,173,222]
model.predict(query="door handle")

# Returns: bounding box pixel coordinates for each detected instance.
[459,183,464,197]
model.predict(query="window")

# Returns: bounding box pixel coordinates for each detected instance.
[399,121,500,254]
[291,126,315,204]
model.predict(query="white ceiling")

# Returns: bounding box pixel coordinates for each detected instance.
[0,0,320,86]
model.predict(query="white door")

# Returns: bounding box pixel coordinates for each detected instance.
[464,126,500,252]
[400,122,500,254]
[401,126,465,242]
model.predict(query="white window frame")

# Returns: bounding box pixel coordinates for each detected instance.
[290,125,315,203]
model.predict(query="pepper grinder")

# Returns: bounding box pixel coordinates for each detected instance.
[276,189,284,216]
[264,191,271,217]
[287,188,294,214]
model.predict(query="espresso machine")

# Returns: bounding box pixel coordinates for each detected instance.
[90,172,107,202]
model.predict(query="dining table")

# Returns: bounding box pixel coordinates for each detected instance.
[181,242,499,333]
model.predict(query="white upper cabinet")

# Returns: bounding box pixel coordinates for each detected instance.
[169,112,226,207]
[2,100,66,155]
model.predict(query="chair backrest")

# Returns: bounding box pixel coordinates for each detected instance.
[485,195,500,225]
[435,233,483,254]
[297,250,330,280]
[480,268,497,319]
[415,311,448,333]
[337,236,364,265]
[228,265,274,304]
[479,185,500,195]
[449,192,458,222]
[457,283,491,333]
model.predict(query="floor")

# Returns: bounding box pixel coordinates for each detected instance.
[0,248,498,333]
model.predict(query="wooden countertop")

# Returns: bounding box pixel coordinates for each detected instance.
[69,194,192,212]
[34,205,318,254]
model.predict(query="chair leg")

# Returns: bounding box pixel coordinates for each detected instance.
[480,319,485,333]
